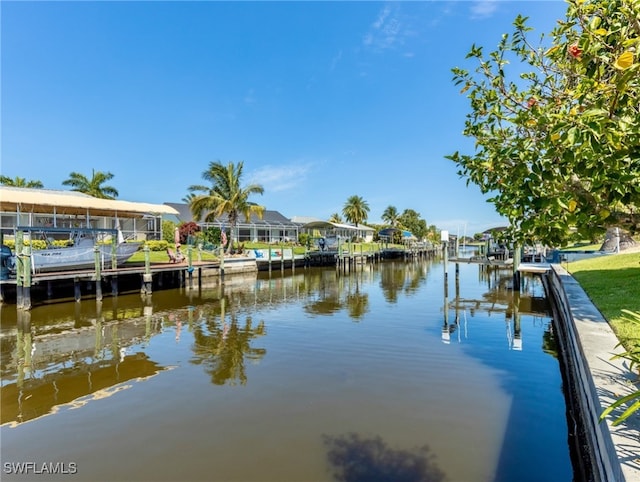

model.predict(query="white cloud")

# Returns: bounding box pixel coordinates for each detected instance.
[373,5,391,30]
[363,4,405,51]
[470,1,498,20]
[249,162,314,193]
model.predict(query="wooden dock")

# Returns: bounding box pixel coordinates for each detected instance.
[1,257,258,308]
[449,256,551,273]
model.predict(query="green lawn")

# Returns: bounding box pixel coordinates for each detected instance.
[126,241,396,264]
[567,251,640,348]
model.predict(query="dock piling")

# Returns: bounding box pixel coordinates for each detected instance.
[74,277,82,302]
[141,245,152,295]
[94,246,103,301]
[22,247,32,310]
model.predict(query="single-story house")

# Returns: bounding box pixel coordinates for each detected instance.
[165,203,302,243]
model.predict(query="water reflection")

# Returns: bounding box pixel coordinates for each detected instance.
[190,297,267,385]
[1,308,165,426]
[301,269,370,320]
[379,261,429,303]
[0,261,571,482]
[324,432,447,482]
[0,264,560,428]
[440,263,553,351]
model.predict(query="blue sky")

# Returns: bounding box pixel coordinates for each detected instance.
[2,1,568,235]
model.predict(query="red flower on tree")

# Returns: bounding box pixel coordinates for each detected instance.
[527,97,537,108]
[568,44,582,59]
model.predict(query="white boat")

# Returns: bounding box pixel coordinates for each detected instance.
[16,227,141,273]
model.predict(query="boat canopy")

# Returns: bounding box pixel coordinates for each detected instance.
[0,186,179,218]
[379,228,416,240]
[302,221,363,231]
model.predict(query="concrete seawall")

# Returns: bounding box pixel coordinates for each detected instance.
[546,265,640,481]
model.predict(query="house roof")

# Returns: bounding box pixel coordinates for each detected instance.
[0,186,179,218]
[302,221,374,232]
[290,215,322,224]
[165,203,299,227]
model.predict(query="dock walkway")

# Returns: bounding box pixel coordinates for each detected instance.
[449,256,551,273]
[1,257,258,308]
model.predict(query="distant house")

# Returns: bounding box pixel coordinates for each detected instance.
[165,203,302,243]
[299,220,375,243]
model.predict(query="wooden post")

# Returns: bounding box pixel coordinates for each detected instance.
[512,244,521,291]
[111,276,118,296]
[111,235,117,270]
[444,241,448,285]
[94,245,103,301]
[22,246,32,310]
[442,265,450,343]
[15,231,24,308]
[74,277,82,302]
[141,245,152,294]
[220,246,225,283]
[512,290,522,350]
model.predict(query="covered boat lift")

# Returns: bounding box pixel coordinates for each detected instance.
[0,186,179,241]
[301,221,374,245]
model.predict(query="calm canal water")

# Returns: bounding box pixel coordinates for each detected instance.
[1,258,573,482]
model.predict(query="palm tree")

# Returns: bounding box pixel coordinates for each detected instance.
[0,176,44,188]
[328,213,343,224]
[188,161,265,254]
[342,195,370,227]
[381,205,400,227]
[62,169,119,199]
[182,193,197,204]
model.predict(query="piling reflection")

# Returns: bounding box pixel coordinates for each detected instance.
[323,432,447,482]
[1,307,165,426]
[442,263,555,352]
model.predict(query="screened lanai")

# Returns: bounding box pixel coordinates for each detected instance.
[165,203,302,243]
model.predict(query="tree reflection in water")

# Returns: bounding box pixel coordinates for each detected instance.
[346,292,369,320]
[303,271,370,321]
[379,262,428,304]
[190,298,266,385]
[323,433,448,482]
